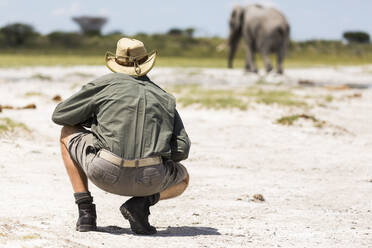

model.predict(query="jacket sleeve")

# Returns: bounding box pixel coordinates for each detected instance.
[51,83,97,126]
[170,110,191,162]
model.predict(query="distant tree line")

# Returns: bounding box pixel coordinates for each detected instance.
[0,22,198,47]
[0,22,371,59]
[0,22,204,56]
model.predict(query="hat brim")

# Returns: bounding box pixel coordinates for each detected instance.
[105,51,157,77]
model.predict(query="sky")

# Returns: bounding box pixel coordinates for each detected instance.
[0,0,371,41]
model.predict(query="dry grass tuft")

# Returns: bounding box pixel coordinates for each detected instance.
[1,103,37,110]
[22,234,41,240]
[21,104,37,109]
[0,117,30,134]
[276,114,326,128]
[30,74,52,81]
[169,85,307,110]
[24,92,43,97]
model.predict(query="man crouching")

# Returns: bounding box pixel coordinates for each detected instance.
[52,38,191,235]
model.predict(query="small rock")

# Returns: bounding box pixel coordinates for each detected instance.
[52,95,62,102]
[298,80,315,87]
[253,194,265,202]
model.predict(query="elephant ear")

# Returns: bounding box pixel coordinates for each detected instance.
[229,6,244,32]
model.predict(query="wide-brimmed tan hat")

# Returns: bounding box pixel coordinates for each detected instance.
[105,37,157,77]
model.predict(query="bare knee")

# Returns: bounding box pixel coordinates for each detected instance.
[60,125,82,145]
[159,170,190,200]
[175,170,190,196]
[183,171,190,188]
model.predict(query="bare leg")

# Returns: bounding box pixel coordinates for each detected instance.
[228,37,240,69]
[60,126,88,193]
[160,171,189,200]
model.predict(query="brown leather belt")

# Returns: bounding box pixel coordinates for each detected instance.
[98,149,162,167]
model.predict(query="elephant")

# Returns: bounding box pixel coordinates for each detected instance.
[228,4,290,74]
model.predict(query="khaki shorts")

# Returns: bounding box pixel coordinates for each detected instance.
[67,130,187,196]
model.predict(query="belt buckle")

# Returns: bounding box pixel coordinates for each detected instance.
[135,160,139,167]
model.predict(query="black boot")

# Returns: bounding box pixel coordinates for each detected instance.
[76,203,97,232]
[120,193,160,235]
[74,192,97,232]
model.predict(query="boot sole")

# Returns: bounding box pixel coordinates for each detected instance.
[120,205,157,235]
[76,225,97,232]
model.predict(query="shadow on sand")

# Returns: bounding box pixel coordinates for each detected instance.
[96,225,221,237]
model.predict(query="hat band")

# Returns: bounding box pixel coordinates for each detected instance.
[115,55,148,67]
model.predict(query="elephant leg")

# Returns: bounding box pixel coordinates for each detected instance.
[276,47,285,74]
[228,43,237,69]
[228,36,241,69]
[244,42,257,73]
[260,48,273,73]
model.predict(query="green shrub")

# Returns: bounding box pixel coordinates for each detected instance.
[47,31,83,48]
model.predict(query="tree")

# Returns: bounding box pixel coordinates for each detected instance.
[343,31,370,44]
[167,28,183,36]
[167,27,195,39]
[0,23,37,46]
[184,28,195,38]
[72,16,107,36]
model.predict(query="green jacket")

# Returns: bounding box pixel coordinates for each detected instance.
[52,73,190,162]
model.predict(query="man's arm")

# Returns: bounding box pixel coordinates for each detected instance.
[52,83,97,126]
[170,110,191,162]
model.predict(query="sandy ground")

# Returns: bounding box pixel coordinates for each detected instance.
[0,66,371,247]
